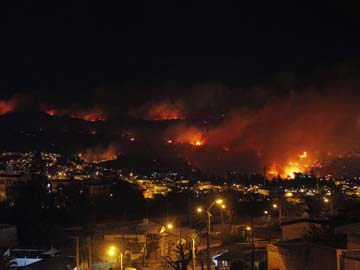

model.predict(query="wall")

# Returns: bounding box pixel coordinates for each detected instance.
[281,222,321,241]
[0,224,18,248]
[347,234,360,250]
[267,242,337,270]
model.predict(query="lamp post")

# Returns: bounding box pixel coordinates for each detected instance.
[246,222,255,270]
[272,202,282,225]
[166,222,182,247]
[324,197,333,216]
[192,237,196,270]
[264,210,271,223]
[107,246,123,270]
[197,198,225,270]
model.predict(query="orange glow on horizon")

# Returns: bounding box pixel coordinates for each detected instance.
[144,101,186,121]
[45,109,106,122]
[166,125,206,148]
[0,100,15,115]
[80,146,119,163]
[267,150,319,179]
[46,109,56,116]
[194,140,202,146]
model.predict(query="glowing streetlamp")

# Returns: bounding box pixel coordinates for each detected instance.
[323,197,333,216]
[107,246,123,270]
[197,198,226,270]
[272,202,282,225]
[107,246,116,257]
[245,223,255,270]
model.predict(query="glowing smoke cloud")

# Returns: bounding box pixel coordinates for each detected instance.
[165,88,360,178]
[80,144,119,163]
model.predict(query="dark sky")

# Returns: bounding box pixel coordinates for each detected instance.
[1,0,360,97]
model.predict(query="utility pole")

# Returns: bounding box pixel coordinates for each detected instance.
[330,197,333,217]
[207,211,211,270]
[76,237,80,270]
[88,237,92,270]
[192,238,196,270]
[279,197,282,225]
[251,215,255,270]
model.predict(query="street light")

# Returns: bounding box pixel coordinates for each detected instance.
[323,197,333,216]
[216,199,223,205]
[198,198,226,270]
[165,222,183,249]
[108,246,116,257]
[272,202,282,225]
[107,245,123,270]
[245,224,255,270]
[160,223,175,257]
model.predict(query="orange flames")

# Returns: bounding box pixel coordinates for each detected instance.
[46,109,56,116]
[0,100,15,115]
[80,145,119,163]
[193,140,203,146]
[76,112,106,122]
[267,151,320,179]
[147,103,185,121]
[165,124,206,147]
[46,108,106,122]
[132,100,186,121]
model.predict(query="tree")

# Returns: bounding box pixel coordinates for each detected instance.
[164,244,192,270]
[0,255,16,270]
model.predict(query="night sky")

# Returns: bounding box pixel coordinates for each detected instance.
[2,1,360,176]
[1,1,360,98]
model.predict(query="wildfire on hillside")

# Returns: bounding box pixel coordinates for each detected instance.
[267,151,321,179]
[161,89,360,178]
[165,124,206,147]
[132,100,186,121]
[46,108,106,122]
[79,145,119,163]
[0,100,15,115]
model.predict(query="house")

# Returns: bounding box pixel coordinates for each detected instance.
[215,247,267,270]
[267,221,360,270]
[0,224,18,248]
[280,218,324,241]
[336,222,360,249]
[267,241,338,270]
[335,222,360,269]
[4,248,72,270]
[0,173,30,200]
[17,256,74,270]
[93,219,166,264]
